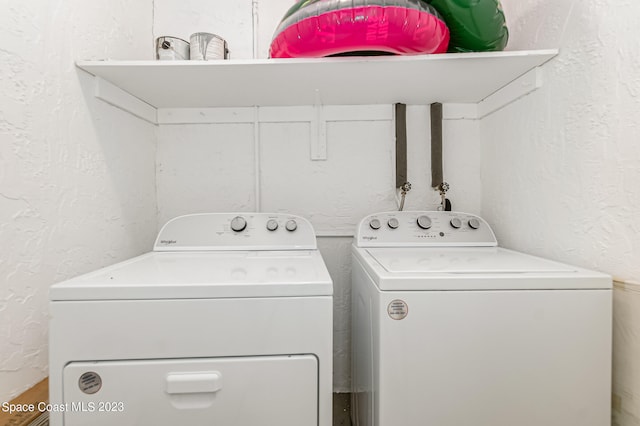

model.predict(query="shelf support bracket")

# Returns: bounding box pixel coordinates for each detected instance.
[94,77,158,124]
[442,67,546,120]
[310,89,327,161]
[477,67,544,119]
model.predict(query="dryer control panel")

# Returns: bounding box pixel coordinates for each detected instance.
[154,213,317,251]
[355,211,497,247]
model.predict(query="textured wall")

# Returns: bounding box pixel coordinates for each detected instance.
[483,1,640,424]
[0,1,157,401]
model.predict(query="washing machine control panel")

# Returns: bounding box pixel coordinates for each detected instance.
[356,211,497,247]
[154,213,317,251]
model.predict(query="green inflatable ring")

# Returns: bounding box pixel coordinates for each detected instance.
[427,0,509,52]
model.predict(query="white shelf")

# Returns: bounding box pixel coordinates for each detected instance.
[77,49,557,112]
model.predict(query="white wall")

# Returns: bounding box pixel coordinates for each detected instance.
[152,0,482,392]
[0,1,157,402]
[483,1,640,424]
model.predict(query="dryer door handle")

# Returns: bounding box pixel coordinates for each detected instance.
[165,371,223,394]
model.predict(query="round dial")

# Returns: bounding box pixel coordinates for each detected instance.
[369,219,381,230]
[416,215,432,230]
[450,218,462,229]
[266,219,279,231]
[285,220,298,232]
[468,218,481,229]
[387,218,399,229]
[230,216,247,232]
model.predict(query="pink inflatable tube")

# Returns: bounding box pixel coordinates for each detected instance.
[270,0,450,58]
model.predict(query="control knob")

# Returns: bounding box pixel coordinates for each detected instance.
[468,218,481,229]
[230,216,247,232]
[388,218,399,229]
[450,218,462,229]
[369,219,381,230]
[417,215,432,230]
[266,219,279,231]
[285,220,298,232]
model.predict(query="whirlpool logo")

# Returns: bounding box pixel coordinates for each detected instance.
[160,239,177,245]
[363,236,378,241]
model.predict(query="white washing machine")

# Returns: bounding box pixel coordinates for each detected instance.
[351,211,612,426]
[49,213,333,426]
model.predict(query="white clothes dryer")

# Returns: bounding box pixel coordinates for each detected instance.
[49,213,333,426]
[351,211,611,426]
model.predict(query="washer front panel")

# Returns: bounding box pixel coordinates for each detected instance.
[369,286,611,426]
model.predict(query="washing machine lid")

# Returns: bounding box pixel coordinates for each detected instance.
[353,211,610,290]
[369,247,576,274]
[50,250,333,301]
[355,247,611,290]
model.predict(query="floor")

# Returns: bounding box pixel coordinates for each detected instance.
[333,393,352,426]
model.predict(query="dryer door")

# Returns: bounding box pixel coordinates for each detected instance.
[62,355,318,426]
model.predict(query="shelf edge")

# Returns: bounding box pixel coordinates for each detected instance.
[75,49,559,69]
[75,49,559,115]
